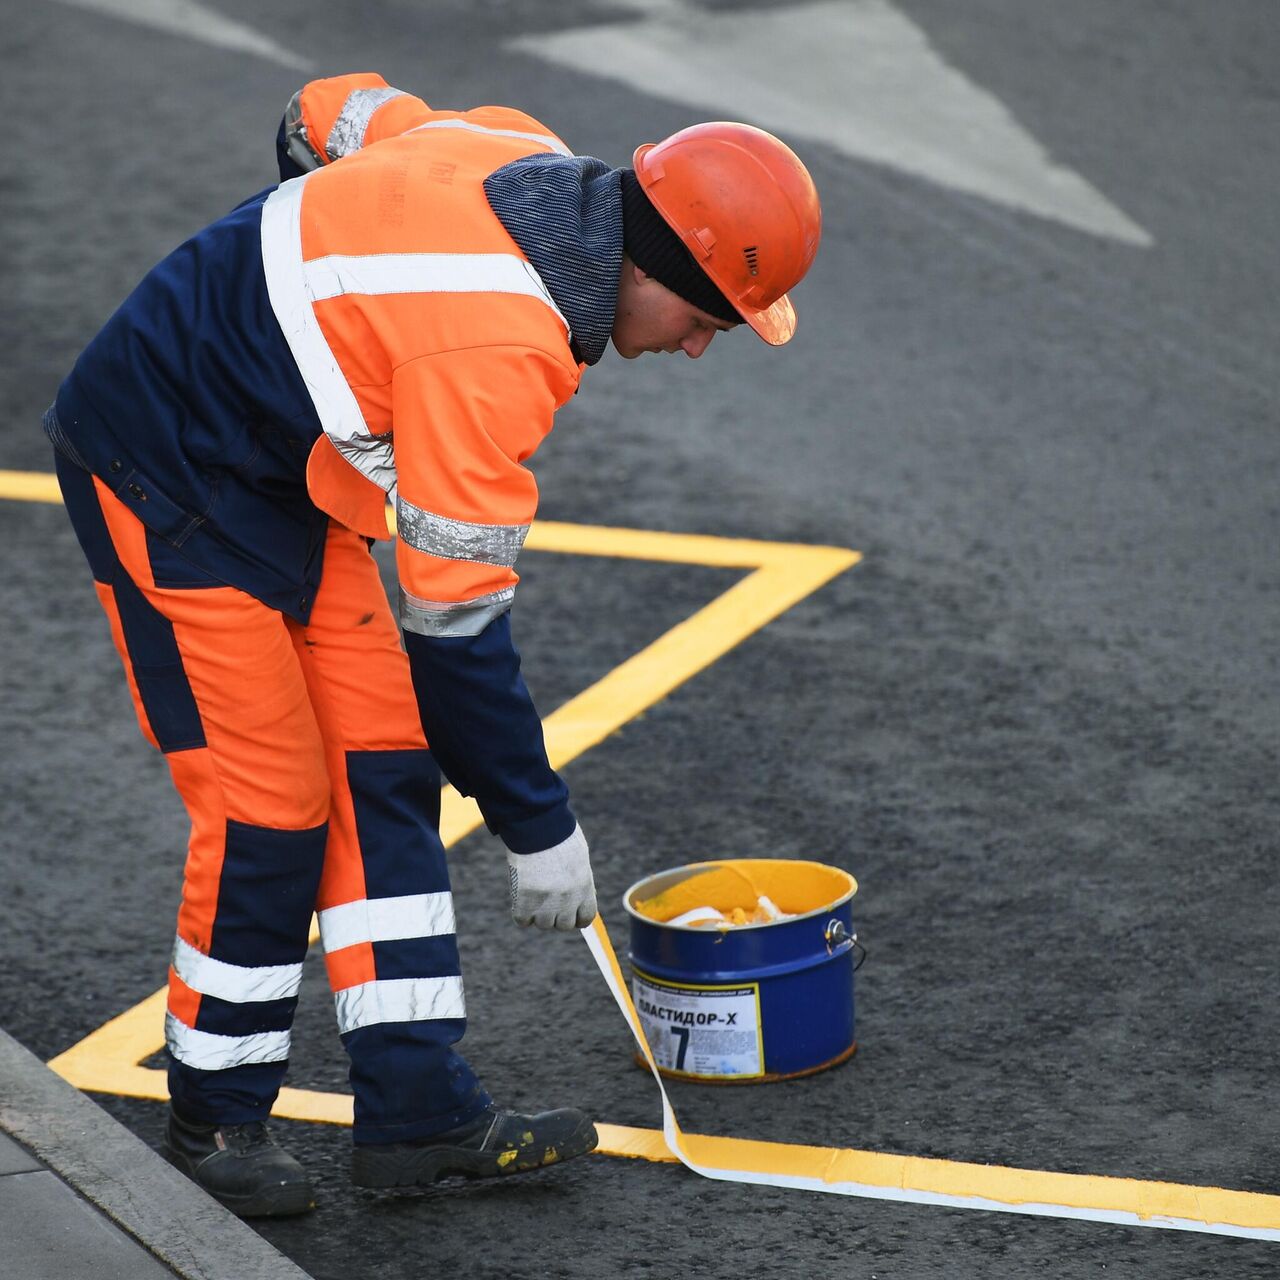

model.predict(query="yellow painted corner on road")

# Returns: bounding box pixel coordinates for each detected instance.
[51,972,1280,1240]
[24,462,857,1098]
[12,467,857,859]
[19,465,1279,1238]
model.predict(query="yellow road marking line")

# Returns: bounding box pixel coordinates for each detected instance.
[44,992,1280,1240]
[29,466,1273,1235]
[26,461,856,1083]
[593,1123,1280,1237]
[11,466,855,851]
[0,469,62,503]
[579,920,1280,1239]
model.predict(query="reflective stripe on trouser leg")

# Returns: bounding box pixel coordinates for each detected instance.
[301,525,489,1143]
[164,812,327,1121]
[54,452,331,1123]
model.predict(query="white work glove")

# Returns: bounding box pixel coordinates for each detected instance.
[507,824,597,931]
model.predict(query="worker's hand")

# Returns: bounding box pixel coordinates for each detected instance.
[507,825,597,931]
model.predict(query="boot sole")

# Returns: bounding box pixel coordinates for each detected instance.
[161,1146,316,1218]
[351,1117,598,1189]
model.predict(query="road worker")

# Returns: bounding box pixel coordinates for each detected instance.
[45,73,821,1217]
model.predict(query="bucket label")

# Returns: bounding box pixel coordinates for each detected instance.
[632,970,763,1078]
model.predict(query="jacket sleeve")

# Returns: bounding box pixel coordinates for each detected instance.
[391,341,581,853]
[277,73,435,179]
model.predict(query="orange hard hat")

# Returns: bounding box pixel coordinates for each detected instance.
[632,122,822,346]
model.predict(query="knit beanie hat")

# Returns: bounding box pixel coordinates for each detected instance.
[619,168,741,326]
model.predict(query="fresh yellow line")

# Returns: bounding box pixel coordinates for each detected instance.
[538,548,856,773]
[526,519,846,569]
[5,467,851,574]
[47,539,855,1078]
[583,911,1280,1234]
[36,464,858,1108]
[26,462,1280,1235]
[48,989,171,1103]
[46,1028,1280,1237]
[0,469,62,503]
[593,1124,1280,1233]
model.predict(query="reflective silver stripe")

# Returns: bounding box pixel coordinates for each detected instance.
[336,428,397,493]
[406,117,572,157]
[333,977,466,1034]
[171,936,302,1004]
[302,252,569,331]
[261,180,377,484]
[399,586,515,638]
[396,496,528,567]
[318,893,456,954]
[165,1013,291,1071]
[262,188,567,498]
[326,86,406,158]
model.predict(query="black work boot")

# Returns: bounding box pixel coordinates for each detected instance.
[351,1104,598,1188]
[162,1107,315,1217]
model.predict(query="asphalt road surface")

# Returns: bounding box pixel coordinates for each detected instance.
[2,1,1278,1277]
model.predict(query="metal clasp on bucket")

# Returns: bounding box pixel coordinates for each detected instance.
[825,919,867,971]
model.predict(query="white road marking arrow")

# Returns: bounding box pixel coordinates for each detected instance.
[49,0,311,71]
[509,0,1153,247]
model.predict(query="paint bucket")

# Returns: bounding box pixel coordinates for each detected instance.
[624,859,862,1083]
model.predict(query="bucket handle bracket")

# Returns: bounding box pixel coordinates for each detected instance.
[825,919,867,971]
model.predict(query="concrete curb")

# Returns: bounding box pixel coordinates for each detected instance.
[0,1028,313,1280]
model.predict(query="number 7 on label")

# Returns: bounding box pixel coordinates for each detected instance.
[670,1024,690,1071]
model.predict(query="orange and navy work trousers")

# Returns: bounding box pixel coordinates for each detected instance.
[55,453,490,1143]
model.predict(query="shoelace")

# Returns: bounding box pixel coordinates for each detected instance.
[219,1122,272,1154]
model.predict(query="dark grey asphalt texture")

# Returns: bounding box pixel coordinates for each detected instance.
[2,1,1279,1277]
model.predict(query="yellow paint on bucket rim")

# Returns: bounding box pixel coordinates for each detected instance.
[628,858,856,927]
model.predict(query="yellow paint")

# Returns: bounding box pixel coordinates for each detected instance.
[0,469,63,504]
[31,466,858,1117]
[589,1124,1280,1228]
[37,468,1272,1233]
[634,865,760,919]
[632,859,856,922]
[46,988,170,1103]
[43,851,1280,1233]
[594,1123,680,1163]
[584,920,1280,1234]
[496,1149,518,1168]
[48,995,1280,1234]
[46,988,358,1124]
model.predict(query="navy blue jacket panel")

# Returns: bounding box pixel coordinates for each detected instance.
[49,187,328,620]
[45,158,600,854]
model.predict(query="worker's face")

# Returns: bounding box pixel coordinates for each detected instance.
[612,261,738,360]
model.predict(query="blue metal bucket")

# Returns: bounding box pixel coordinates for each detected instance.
[624,859,861,1083]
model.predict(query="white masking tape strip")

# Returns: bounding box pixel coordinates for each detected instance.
[581,918,1280,1240]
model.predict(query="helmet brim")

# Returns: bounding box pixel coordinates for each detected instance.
[739,293,796,346]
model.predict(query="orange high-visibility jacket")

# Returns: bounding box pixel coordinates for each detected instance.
[267,73,584,642]
[51,73,609,852]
